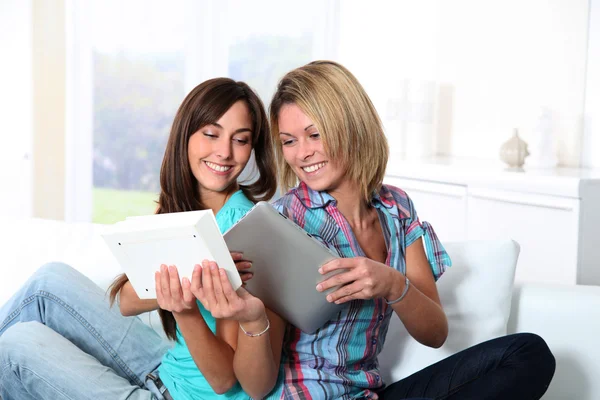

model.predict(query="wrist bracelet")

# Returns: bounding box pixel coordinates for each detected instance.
[239,316,270,337]
[385,275,410,305]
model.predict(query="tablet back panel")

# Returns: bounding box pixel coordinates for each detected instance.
[223,202,343,333]
[102,211,241,299]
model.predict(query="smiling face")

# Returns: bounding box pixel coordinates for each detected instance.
[188,100,253,198]
[278,103,347,193]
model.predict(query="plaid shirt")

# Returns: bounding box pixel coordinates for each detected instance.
[267,182,451,400]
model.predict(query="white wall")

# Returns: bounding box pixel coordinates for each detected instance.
[32,0,67,220]
[0,0,33,220]
[583,0,600,167]
[338,0,590,167]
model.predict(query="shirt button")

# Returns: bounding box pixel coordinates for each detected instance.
[360,362,365,368]
[372,338,377,345]
[376,375,380,381]
[378,314,384,321]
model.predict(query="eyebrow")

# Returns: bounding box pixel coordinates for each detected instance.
[279,124,315,136]
[210,123,252,134]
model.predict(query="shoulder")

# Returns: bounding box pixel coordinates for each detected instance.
[272,187,306,218]
[377,184,414,220]
[216,191,254,233]
[227,190,255,210]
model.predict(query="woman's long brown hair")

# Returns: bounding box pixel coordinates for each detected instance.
[108,78,276,340]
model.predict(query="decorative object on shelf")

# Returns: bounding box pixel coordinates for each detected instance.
[500,129,530,169]
[528,107,558,168]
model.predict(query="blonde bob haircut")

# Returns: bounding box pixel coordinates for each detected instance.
[270,60,389,202]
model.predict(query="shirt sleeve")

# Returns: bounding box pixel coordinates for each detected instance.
[403,197,452,281]
[216,207,250,234]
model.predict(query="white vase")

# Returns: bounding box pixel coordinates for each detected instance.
[500,129,530,168]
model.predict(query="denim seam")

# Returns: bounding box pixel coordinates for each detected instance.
[1,291,144,387]
[437,336,520,400]
[2,361,76,400]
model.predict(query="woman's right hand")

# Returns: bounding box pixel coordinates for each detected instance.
[231,251,253,284]
[189,260,265,323]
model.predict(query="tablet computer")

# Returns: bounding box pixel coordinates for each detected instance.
[223,201,344,333]
[102,210,242,299]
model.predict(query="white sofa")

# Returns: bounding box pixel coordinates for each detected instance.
[2,218,599,399]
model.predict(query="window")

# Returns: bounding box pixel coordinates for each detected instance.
[84,0,338,223]
[90,0,187,223]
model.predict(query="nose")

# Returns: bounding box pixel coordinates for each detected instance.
[297,138,315,161]
[215,137,232,160]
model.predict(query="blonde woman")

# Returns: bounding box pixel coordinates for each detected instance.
[196,61,556,400]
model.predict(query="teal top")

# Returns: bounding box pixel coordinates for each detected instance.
[158,190,254,400]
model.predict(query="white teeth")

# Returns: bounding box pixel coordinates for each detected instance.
[205,161,232,172]
[302,162,326,173]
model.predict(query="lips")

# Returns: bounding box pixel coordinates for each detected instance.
[302,162,327,173]
[204,161,233,173]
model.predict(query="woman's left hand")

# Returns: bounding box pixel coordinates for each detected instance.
[316,257,402,304]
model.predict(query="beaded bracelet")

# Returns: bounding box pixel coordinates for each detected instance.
[239,317,271,337]
[385,276,410,305]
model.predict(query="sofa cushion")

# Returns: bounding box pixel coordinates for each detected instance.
[1,218,121,306]
[378,239,519,384]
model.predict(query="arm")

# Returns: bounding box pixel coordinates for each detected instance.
[386,238,448,348]
[173,310,239,394]
[118,281,159,316]
[317,237,448,348]
[157,264,240,394]
[192,262,285,399]
[233,308,286,399]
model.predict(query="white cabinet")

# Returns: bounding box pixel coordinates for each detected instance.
[466,188,580,284]
[383,177,467,243]
[385,158,600,286]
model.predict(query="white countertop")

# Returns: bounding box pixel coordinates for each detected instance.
[385,156,600,198]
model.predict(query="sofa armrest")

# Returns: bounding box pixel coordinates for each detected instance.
[508,283,600,400]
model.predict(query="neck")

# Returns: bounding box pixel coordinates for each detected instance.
[200,184,239,215]
[327,181,371,227]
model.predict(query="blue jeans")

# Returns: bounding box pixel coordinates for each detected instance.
[379,333,556,400]
[0,262,173,400]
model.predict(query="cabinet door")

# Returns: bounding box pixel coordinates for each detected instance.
[467,188,580,285]
[384,176,467,242]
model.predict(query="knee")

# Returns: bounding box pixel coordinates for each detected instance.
[0,322,45,365]
[511,333,556,379]
[36,261,77,280]
[27,262,80,292]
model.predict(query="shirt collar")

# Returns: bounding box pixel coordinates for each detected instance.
[293,182,410,219]
[294,181,337,209]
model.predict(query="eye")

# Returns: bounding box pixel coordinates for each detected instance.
[203,131,217,139]
[309,132,321,139]
[281,138,295,146]
[233,137,250,146]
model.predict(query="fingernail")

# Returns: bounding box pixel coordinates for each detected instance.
[219,269,226,276]
[210,263,217,271]
[161,264,167,272]
[169,265,176,273]
[202,260,209,267]
[194,265,201,272]
[326,295,333,302]
[318,268,324,274]
[316,284,323,292]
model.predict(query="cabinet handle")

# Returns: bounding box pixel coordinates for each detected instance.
[404,188,464,198]
[469,194,574,211]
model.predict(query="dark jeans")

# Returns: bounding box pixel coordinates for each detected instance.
[379,333,555,400]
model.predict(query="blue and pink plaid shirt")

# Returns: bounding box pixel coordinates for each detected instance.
[267,182,451,400]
